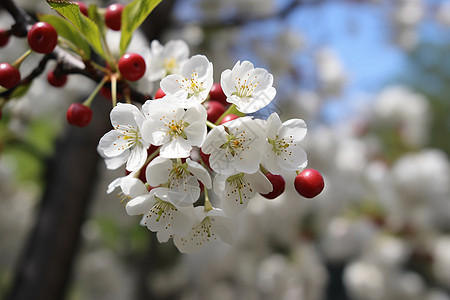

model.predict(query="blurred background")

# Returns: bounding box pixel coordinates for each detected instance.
[1,0,450,299]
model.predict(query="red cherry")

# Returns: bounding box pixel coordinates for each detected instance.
[154,88,166,99]
[27,22,58,54]
[0,29,10,47]
[105,4,124,31]
[260,173,285,199]
[66,103,92,127]
[220,114,239,124]
[74,1,88,16]
[47,70,68,87]
[206,101,226,123]
[118,53,146,81]
[0,63,20,89]
[199,150,211,170]
[294,169,324,198]
[209,83,228,106]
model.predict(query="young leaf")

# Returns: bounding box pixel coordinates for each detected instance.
[119,0,163,55]
[39,14,91,59]
[47,0,107,60]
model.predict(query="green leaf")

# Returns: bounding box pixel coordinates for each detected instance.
[47,0,107,60]
[39,14,91,59]
[120,0,163,55]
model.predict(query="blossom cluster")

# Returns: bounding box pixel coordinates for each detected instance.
[97,40,309,253]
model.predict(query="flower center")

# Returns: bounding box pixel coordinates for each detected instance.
[164,57,177,74]
[150,197,177,222]
[165,119,189,140]
[116,124,141,150]
[226,173,248,204]
[220,133,246,157]
[233,73,260,98]
[178,70,205,98]
[268,135,295,156]
[200,217,213,238]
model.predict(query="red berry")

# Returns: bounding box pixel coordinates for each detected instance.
[47,70,68,87]
[260,173,285,199]
[294,169,324,198]
[27,22,58,54]
[66,103,92,127]
[206,101,226,123]
[209,83,228,106]
[220,114,239,124]
[105,4,124,31]
[199,150,211,170]
[0,29,10,47]
[0,63,20,89]
[119,53,146,81]
[74,1,88,16]
[154,88,166,99]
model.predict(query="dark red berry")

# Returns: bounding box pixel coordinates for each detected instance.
[74,1,88,16]
[66,103,92,127]
[220,114,239,124]
[154,88,166,99]
[199,150,211,170]
[0,63,20,89]
[47,70,68,87]
[27,22,58,54]
[206,101,226,123]
[0,29,10,47]
[260,173,285,199]
[119,53,146,81]
[105,4,124,31]
[294,169,324,198]
[209,83,228,106]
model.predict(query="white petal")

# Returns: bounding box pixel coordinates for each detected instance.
[103,150,129,170]
[280,118,307,142]
[125,195,154,216]
[207,209,236,244]
[186,158,212,189]
[277,145,308,171]
[265,113,282,139]
[246,171,273,194]
[160,74,185,96]
[145,156,172,186]
[126,145,147,172]
[160,138,192,158]
[110,103,141,128]
[120,176,148,198]
[99,130,129,157]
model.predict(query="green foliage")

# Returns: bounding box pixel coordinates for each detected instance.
[47,0,107,60]
[39,14,91,59]
[120,0,163,55]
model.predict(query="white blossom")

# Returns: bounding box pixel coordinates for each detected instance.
[141,97,207,158]
[98,103,149,172]
[201,117,265,175]
[145,156,212,204]
[213,171,272,215]
[145,39,189,82]
[173,206,236,253]
[125,187,195,243]
[263,112,308,174]
[160,55,213,108]
[220,60,276,113]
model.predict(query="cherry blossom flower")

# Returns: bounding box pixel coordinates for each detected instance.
[145,156,212,204]
[125,187,196,243]
[98,103,150,172]
[263,112,308,174]
[141,97,207,158]
[173,206,236,253]
[201,116,265,175]
[220,60,276,113]
[160,55,213,108]
[107,171,148,203]
[145,39,189,82]
[213,171,272,215]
